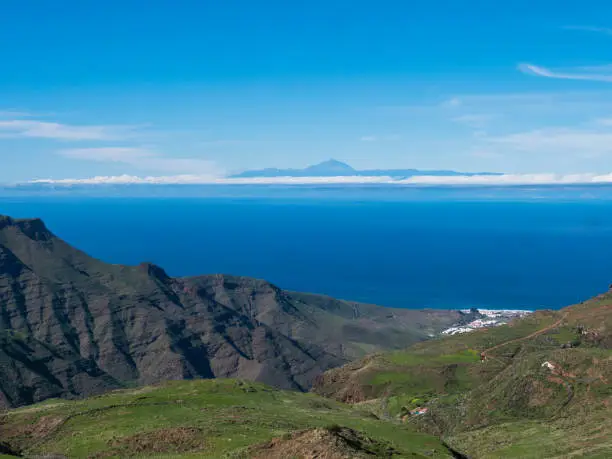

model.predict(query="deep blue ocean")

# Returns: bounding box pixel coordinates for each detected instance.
[2,195,612,310]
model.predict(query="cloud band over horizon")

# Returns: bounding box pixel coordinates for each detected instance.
[27,172,612,186]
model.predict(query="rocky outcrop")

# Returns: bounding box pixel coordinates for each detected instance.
[244,426,398,459]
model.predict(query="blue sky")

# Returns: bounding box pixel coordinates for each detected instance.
[4,0,612,183]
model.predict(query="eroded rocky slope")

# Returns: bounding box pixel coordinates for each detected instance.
[0,214,462,408]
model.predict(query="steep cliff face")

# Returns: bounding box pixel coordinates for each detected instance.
[0,215,462,409]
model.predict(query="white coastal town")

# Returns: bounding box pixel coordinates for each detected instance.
[442,309,533,335]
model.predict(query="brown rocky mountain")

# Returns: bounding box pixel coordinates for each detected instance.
[0,214,464,409]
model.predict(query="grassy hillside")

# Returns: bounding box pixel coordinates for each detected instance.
[0,378,456,458]
[313,292,612,458]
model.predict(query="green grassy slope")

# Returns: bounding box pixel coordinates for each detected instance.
[0,379,455,459]
[313,293,612,458]
[313,311,563,405]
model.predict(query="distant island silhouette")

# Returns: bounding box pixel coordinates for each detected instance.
[231,159,502,178]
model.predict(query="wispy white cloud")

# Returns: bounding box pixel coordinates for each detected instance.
[0,110,38,118]
[360,136,377,142]
[517,26,612,83]
[0,119,138,141]
[30,173,612,186]
[138,157,222,174]
[444,92,612,129]
[31,174,219,185]
[486,127,612,158]
[399,173,612,185]
[60,147,155,162]
[563,25,612,35]
[448,91,608,105]
[442,97,462,108]
[595,118,612,126]
[59,147,222,175]
[31,175,396,185]
[374,92,612,119]
[0,113,222,177]
[518,63,612,83]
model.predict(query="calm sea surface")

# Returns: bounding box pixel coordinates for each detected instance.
[2,197,612,310]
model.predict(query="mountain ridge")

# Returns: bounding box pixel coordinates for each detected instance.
[1,213,610,457]
[0,213,464,409]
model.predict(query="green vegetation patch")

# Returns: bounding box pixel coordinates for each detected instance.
[385,348,480,367]
[2,379,453,459]
[446,411,612,459]
[546,326,581,346]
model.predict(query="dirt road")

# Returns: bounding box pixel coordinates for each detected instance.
[482,312,569,357]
